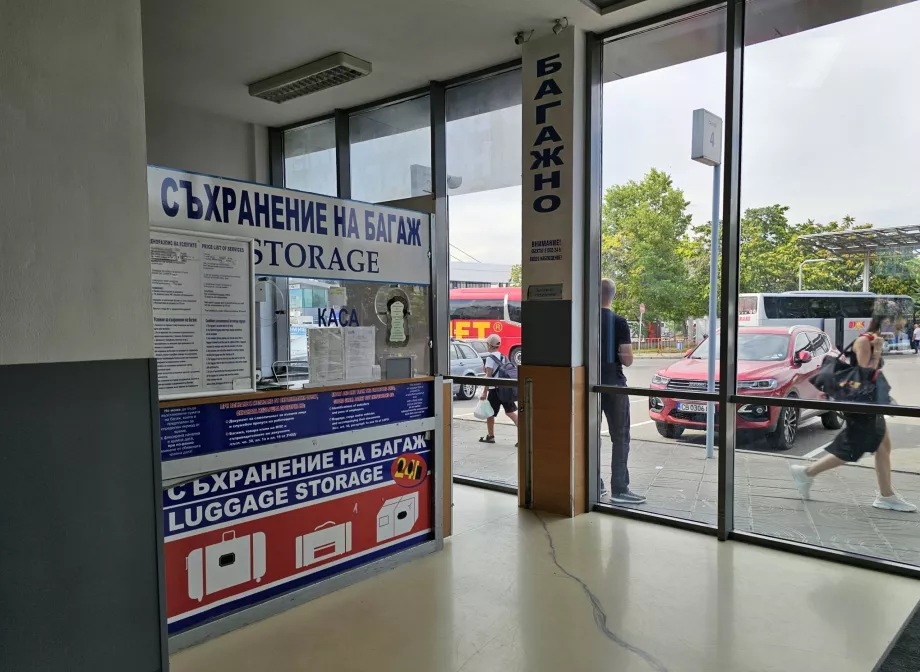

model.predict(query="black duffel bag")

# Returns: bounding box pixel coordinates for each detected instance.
[811,340,890,404]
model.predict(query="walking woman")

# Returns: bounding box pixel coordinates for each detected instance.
[790,313,916,512]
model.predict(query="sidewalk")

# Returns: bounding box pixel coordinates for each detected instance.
[452,418,518,486]
[452,418,920,566]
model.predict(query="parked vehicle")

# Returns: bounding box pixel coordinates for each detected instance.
[450,339,485,400]
[648,326,844,450]
[450,287,522,366]
[463,338,491,362]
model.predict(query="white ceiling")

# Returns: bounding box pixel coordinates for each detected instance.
[140,0,699,127]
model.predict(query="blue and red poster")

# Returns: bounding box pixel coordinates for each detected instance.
[160,380,432,461]
[163,432,433,633]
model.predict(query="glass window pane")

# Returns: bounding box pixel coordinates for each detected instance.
[737,0,920,564]
[350,96,431,203]
[278,277,431,381]
[284,119,336,196]
[446,70,522,489]
[596,6,726,521]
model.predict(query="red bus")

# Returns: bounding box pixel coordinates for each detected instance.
[449,287,522,365]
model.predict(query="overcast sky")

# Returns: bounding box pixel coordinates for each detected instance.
[289,3,920,268]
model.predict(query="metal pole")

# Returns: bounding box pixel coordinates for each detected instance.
[798,261,804,291]
[706,164,721,460]
[863,252,871,292]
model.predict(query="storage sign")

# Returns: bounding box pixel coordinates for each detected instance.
[148,166,431,285]
[164,432,432,633]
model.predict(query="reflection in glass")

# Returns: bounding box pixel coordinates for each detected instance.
[284,120,336,196]
[260,276,429,385]
[350,96,431,203]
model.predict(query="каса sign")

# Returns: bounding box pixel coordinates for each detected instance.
[148,166,431,286]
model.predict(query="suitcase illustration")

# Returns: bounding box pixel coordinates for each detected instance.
[295,521,353,569]
[376,492,419,543]
[186,530,266,602]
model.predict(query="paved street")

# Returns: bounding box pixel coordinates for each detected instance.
[451,351,920,566]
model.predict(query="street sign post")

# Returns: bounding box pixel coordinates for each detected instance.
[639,303,645,351]
[692,108,723,460]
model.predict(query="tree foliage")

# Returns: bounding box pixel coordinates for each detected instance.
[509,263,522,287]
[602,169,694,324]
[600,169,920,332]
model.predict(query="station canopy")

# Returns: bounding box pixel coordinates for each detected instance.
[800,224,920,256]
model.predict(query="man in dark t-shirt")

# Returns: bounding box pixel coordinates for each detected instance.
[600,279,644,504]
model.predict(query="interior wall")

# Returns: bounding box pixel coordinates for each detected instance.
[145,98,269,184]
[0,3,166,672]
[0,0,154,365]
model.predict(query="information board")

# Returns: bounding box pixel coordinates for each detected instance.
[150,229,255,399]
[163,431,433,633]
[160,380,432,461]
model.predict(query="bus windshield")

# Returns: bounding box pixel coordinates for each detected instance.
[691,333,790,361]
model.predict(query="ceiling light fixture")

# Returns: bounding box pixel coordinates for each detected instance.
[248,53,372,104]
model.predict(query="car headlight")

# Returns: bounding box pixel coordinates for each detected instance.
[651,374,671,386]
[737,379,777,391]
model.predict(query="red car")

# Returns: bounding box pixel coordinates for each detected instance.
[649,326,844,450]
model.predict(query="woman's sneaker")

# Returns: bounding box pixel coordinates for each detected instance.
[873,492,918,512]
[790,464,814,500]
[611,490,646,504]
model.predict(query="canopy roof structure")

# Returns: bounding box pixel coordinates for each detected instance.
[800,225,920,255]
[798,224,920,291]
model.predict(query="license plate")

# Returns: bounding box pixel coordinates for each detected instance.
[677,402,707,413]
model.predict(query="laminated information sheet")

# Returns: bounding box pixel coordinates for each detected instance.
[151,231,254,397]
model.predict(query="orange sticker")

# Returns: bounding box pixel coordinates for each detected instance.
[391,453,428,488]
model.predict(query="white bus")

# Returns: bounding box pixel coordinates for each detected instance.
[739,291,915,349]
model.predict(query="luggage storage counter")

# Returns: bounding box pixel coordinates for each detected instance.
[159,377,443,648]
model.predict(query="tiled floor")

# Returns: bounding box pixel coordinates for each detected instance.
[170,486,920,672]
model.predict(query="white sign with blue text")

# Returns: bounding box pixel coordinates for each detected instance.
[521,27,583,302]
[147,167,431,286]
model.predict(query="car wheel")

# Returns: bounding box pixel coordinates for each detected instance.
[766,404,799,450]
[457,383,478,400]
[821,411,844,430]
[655,422,685,439]
[510,347,522,367]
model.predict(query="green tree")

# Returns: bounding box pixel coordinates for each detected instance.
[508,263,521,287]
[602,169,695,326]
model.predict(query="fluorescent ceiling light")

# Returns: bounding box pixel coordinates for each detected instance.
[249,53,372,104]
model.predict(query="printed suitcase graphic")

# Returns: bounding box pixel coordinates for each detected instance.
[376,492,419,543]
[187,530,266,602]
[295,521,353,568]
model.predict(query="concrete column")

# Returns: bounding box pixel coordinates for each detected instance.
[519,27,587,516]
[0,1,166,670]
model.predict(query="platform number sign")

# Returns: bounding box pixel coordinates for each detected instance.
[691,108,723,167]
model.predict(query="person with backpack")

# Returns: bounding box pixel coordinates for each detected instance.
[478,334,519,444]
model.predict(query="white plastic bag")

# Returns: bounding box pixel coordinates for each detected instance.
[473,398,493,420]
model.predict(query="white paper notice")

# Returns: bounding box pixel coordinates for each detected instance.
[150,232,253,397]
[345,327,376,380]
[309,328,345,384]
[388,302,407,343]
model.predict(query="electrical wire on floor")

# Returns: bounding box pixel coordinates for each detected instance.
[532,511,670,672]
